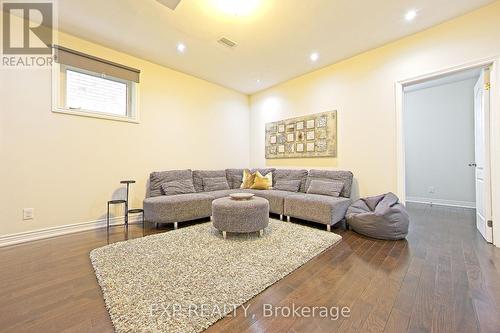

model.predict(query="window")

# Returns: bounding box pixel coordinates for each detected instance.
[52,46,140,122]
[66,69,128,116]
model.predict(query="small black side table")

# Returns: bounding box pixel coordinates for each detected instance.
[129,208,145,228]
[119,180,144,228]
[107,200,126,230]
[120,180,135,226]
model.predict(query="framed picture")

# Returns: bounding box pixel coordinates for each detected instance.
[265,111,337,159]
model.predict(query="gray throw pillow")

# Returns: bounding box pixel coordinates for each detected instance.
[274,179,301,192]
[203,177,230,192]
[160,179,196,196]
[307,179,344,197]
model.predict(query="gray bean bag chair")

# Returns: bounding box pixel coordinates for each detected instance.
[346,192,409,240]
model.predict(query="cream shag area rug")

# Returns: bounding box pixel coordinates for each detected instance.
[90,219,341,333]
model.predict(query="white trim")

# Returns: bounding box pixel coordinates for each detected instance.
[0,214,143,248]
[52,107,140,123]
[406,196,475,209]
[490,60,500,247]
[395,56,500,247]
[395,79,406,203]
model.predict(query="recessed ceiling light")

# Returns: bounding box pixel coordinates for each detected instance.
[177,42,186,53]
[310,52,319,62]
[256,79,261,83]
[405,10,417,21]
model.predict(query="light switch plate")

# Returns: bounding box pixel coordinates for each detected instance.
[23,208,34,220]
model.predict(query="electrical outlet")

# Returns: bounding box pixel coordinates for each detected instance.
[23,208,34,220]
[428,186,435,194]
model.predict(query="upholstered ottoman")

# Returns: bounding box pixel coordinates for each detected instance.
[212,196,269,239]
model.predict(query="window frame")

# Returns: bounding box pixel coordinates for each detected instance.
[52,62,139,123]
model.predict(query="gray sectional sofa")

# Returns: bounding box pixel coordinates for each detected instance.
[143,168,353,231]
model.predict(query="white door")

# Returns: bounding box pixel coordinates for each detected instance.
[473,69,493,242]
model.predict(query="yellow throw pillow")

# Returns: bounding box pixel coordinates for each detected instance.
[240,169,256,189]
[250,171,273,190]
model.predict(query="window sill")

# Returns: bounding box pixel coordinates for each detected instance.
[52,107,140,124]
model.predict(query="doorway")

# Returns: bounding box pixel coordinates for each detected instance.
[397,63,496,244]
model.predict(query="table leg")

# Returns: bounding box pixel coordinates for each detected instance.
[107,202,110,230]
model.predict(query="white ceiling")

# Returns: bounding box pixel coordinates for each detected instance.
[57,0,495,94]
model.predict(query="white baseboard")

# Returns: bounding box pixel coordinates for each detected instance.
[406,196,476,209]
[0,214,144,248]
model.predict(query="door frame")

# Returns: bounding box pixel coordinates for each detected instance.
[395,56,500,247]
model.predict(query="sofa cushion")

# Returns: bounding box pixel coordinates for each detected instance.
[202,177,230,192]
[273,169,308,192]
[225,168,244,189]
[240,169,256,189]
[306,170,353,198]
[306,179,343,197]
[149,169,193,197]
[274,179,301,192]
[193,170,226,192]
[284,193,351,225]
[160,179,196,196]
[250,171,273,190]
[143,193,213,223]
[252,189,295,214]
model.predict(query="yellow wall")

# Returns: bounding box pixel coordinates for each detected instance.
[3,2,500,238]
[249,1,500,198]
[0,27,250,236]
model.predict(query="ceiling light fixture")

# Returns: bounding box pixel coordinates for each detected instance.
[156,0,182,10]
[405,9,417,21]
[310,52,319,62]
[213,0,261,16]
[177,42,186,53]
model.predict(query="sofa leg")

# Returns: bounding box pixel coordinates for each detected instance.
[287,216,291,222]
[279,214,283,221]
[259,229,264,237]
[174,222,178,230]
[155,223,159,229]
[327,224,331,232]
[210,216,213,221]
[222,231,227,239]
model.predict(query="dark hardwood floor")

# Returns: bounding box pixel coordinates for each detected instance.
[0,203,499,332]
